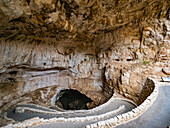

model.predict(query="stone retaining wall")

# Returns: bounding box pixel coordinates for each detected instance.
[138,78,155,105]
[85,77,158,128]
[3,105,125,128]
[14,93,135,116]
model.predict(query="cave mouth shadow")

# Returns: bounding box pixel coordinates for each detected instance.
[56,89,93,110]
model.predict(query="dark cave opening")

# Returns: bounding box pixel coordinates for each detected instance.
[56,89,92,110]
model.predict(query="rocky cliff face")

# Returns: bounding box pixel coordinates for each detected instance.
[0,0,169,53]
[0,0,169,119]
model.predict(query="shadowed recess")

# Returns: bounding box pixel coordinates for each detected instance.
[56,89,92,110]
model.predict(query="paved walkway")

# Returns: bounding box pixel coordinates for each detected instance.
[117,85,170,128]
[7,99,136,127]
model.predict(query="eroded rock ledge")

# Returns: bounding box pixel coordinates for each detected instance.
[0,0,169,52]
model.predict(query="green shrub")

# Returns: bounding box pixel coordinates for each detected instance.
[143,60,149,64]
[139,59,149,64]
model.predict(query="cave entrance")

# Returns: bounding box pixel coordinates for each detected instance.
[56,89,92,110]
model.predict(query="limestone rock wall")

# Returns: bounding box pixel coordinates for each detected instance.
[0,41,109,110]
[0,0,169,110]
[97,18,169,103]
[0,0,169,53]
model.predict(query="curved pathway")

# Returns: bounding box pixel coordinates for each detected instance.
[116,85,170,128]
[4,81,170,128]
[7,99,136,127]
